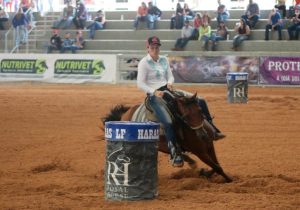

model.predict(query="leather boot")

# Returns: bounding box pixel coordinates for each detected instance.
[168,141,184,167]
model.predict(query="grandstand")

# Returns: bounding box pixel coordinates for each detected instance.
[1,8,300,55]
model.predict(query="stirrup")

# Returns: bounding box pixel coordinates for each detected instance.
[214,132,226,141]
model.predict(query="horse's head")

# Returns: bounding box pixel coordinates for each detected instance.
[174,93,205,130]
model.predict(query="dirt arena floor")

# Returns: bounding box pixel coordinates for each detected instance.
[0,83,299,210]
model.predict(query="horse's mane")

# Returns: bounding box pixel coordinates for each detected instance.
[101,104,130,123]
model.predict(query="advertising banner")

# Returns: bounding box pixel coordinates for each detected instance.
[259,56,300,85]
[0,54,117,83]
[168,56,259,84]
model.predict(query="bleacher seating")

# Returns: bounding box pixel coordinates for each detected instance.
[1,9,300,54]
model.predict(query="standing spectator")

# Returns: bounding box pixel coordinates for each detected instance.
[198,21,212,51]
[171,20,193,51]
[210,20,228,51]
[4,0,13,12]
[287,7,300,40]
[232,18,251,51]
[265,8,282,41]
[87,9,105,39]
[133,2,148,30]
[0,6,9,30]
[53,2,75,29]
[183,3,194,21]
[216,0,230,25]
[170,2,184,29]
[241,0,260,29]
[72,30,85,51]
[47,29,62,53]
[73,1,88,29]
[147,1,161,30]
[60,32,76,53]
[12,7,29,46]
[275,0,286,18]
[19,0,29,12]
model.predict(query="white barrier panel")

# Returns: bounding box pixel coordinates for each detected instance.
[0,54,117,84]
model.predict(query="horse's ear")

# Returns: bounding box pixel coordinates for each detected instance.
[192,92,197,99]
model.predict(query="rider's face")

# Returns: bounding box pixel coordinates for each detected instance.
[148,44,160,60]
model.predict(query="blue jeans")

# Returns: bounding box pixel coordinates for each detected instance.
[148,95,177,147]
[233,34,249,48]
[133,16,147,29]
[147,14,160,29]
[87,21,104,39]
[15,25,28,46]
[217,13,229,24]
[288,23,300,40]
[210,33,225,51]
[174,37,189,49]
[265,24,282,40]
[201,35,210,50]
[241,14,259,28]
[60,45,77,53]
[54,17,73,29]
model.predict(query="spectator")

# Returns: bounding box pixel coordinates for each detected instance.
[72,30,85,51]
[216,0,230,25]
[133,2,148,30]
[170,3,184,29]
[12,7,29,46]
[0,6,9,30]
[86,9,105,39]
[4,0,13,12]
[287,6,300,40]
[171,20,194,51]
[73,1,88,29]
[183,3,194,21]
[60,32,76,53]
[19,0,29,13]
[241,0,260,29]
[232,18,250,51]
[275,0,286,18]
[202,11,211,25]
[147,1,161,30]
[198,21,212,51]
[53,2,75,29]
[265,8,282,41]
[47,29,62,53]
[191,12,203,40]
[210,20,228,51]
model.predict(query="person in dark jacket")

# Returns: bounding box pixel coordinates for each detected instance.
[73,2,88,29]
[47,29,62,53]
[147,2,162,30]
[12,7,29,46]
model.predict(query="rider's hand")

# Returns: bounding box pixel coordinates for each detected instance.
[154,90,164,97]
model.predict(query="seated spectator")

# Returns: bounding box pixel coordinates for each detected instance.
[210,20,228,51]
[171,20,194,51]
[275,0,286,18]
[265,8,282,41]
[170,2,184,29]
[202,11,211,25]
[241,0,260,29]
[191,12,203,40]
[183,3,194,21]
[60,32,76,53]
[232,18,251,51]
[53,2,75,29]
[216,0,230,25]
[0,6,9,30]
[87,10,105,39]
[73,1,88,29]
[147,2,161,30]
[47,29,62,53]
[133,2,148,30]
[288,7,300,40]
[198,21,212,51]
[12,7,29,46]
[73,30,85,51]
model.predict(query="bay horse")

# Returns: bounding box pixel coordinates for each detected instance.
[102,91,232,183]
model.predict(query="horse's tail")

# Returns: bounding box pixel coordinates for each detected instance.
[101,105,130,125]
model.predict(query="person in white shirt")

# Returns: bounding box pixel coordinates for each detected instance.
[172,19,194,51]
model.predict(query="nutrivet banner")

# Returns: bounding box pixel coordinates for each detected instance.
[259,57,300,85]
[0,54,116,83]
